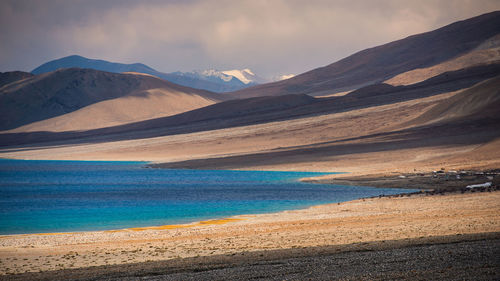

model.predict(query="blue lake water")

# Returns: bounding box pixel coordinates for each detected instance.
[0,159,416,235]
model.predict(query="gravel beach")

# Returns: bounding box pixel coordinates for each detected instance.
[1,191,499,279]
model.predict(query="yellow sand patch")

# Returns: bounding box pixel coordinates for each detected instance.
[33,232,79,236]
[1,217,246,236]
[128,224,194,232]
[198,218,243,225]
[129,218,244,231]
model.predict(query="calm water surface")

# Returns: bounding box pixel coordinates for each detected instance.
[0,159,415,234]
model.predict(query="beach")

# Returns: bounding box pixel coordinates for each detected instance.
[1,190,499,280]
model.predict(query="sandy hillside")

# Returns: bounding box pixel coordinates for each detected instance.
[0,68,223,132]
[2,81,498,176]
[385,39,500,86]
[8,88,218,132]
[0,90,456,162]
[1,74,499,176]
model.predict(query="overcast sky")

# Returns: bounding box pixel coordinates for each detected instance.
[1,0,499,77]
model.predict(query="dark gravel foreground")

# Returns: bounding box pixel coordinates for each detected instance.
[111,239,500,281]
[5,234,499,281]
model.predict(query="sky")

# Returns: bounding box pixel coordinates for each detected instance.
[1,0,499,78]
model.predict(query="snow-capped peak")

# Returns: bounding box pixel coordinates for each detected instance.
[243,68,254,76]
[221,69,257,84]
[174,68,270,88]
[198,69,234,82]
[275,74,295,81]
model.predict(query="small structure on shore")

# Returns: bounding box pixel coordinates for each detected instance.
[466,182,492,189]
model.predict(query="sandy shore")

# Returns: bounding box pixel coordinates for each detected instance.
[1,190,499,277]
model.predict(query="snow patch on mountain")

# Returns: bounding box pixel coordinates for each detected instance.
[222,69,260,84]
[197,69,235,82]
[180,68,269,85]
[274,74,295,81]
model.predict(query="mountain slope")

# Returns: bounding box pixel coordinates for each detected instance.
[409,75,500,125]
[9,87,220,133]
[150,74,500,171]
[0,68,223,131]
[221,69,268,84]
[0,71,34,88]
[1,63,497,146]
[229,11,500,98]
[385,35,500,86]
[3,69,498,173]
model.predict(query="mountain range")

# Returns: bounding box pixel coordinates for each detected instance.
[31,55,277,92]
[0,11,499,174]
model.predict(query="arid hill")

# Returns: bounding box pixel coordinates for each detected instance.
[0,68,224,131]
[228,11,500,98]
[0,71,33,88]
[408,75,500,125]
[0,63,497,147]
[385,36,500,86]
[152,75,500,171]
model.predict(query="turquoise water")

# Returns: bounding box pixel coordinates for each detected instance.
[0,159,415,234]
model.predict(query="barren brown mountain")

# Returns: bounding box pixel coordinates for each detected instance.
[228,11,500,98]
[385,34,500,86]
[0,71,33,88]
[1,62,498,147]
[0,68,224,131]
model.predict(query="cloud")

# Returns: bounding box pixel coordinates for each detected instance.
[1,0,499,77]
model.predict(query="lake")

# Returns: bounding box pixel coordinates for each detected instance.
[0,159,415,234]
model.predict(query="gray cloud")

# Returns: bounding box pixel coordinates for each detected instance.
[1,0,499,77]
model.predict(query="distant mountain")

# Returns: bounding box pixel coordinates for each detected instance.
[31,55,262,92]
[0,71,33,88]
[0,68,224,131]
[169,68,270,92]
[31,55,157,76]
[272,74,295,81]
[221,69,268,84]
[168,69,248,92]
[229,11,500,98]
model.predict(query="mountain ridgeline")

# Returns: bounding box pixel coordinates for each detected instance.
[228,11,500,98]
[31,55,263,92]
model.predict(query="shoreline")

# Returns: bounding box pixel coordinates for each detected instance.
[0,217,246,238]
[302,169,500,192]
[0,161,398,237]
[1,190,499,276]
[0,184,413,237]
[1,164,498,237]
[1,160,499,278]
[0,186,492,238]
